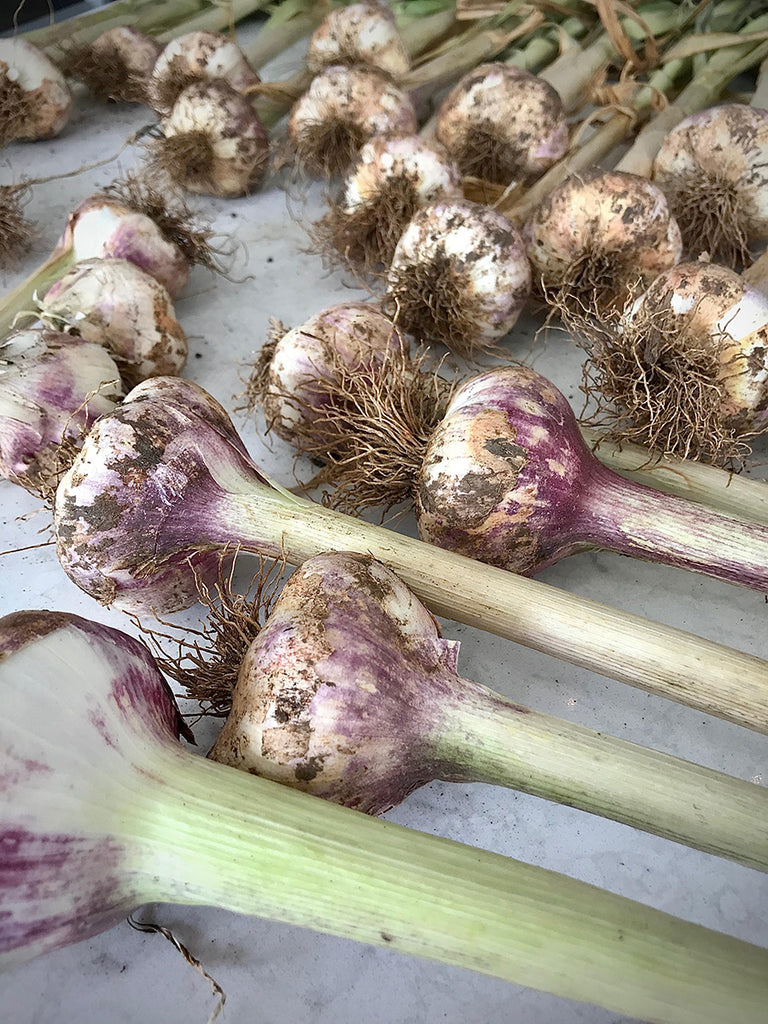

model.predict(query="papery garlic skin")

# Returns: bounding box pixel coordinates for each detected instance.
[210,550,458,813]
[525,171,682,307]
[148,30,260,116]
[306,1,410,79]
[262,303,403,445]
[628,263,768,432]
[0,37,72,141]
[160,80,269,197]
[288,64,418,177]
[0,329,122,490]
[342,134,462,211]
[386,199,531,356]
[59,196,191,298]
[652,104,768,264]
[42,258,187,384]
[436,63,568,185]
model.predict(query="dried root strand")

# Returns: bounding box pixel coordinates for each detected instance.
[241,321,283,418]
[663,172,751,268]
[543,248,645,320]
[21,436,83,508]
[139,553,285,717]
[291,116,367,179]
[65,41,147,104]
[0,72,29,147]
[448,123,527,186]
[0,183,34,269]
[149,131,217,193]
[290,344,455,516]
[570,298,758,466]
[311,175,427,276]
[98,174,230,274]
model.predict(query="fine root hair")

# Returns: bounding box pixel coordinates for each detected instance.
[291,117,367,179]
[0,183,35,270]
[149,131,217,193]
[288,343,455,516]
[99,172,233,273]
[241,320,283,418]
[0,72,29,147]
[542,248,644,321]
[450,123,525,187]
[139,552,287,717]
[386,253,496,361]
[310,175,423,276]
[664,172,751,269]
[19,437,82,507]
[65,40,147,104]
[570,296,759,465]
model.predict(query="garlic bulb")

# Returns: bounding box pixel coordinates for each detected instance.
[42,258,187,384]
[288,64,417,178]
[581,261,768,463]
[314,134,462,273]
[386,199,531,358]
[436,63,568,186]
[652,104,768,267]
[250,302,404,446]
[147,29,260,116]
[0,37,72,145]
[154,80,269,197]
[0,329,122,494]
[306,1,410,79]
[525,170,682,313]
[69,26,163,104]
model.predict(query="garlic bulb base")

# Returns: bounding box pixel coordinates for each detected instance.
[0,183,34,270]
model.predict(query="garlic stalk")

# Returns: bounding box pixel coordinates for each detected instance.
[207,549,768,870]
[4,609,768,1024]
[52,376,768,733]
[0,37,72,145]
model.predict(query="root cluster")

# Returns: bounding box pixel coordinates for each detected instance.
[0,183,34,270]
[292,117,367,179]
[664,172,751,268]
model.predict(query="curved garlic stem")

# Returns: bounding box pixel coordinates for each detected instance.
[53,378,768,733]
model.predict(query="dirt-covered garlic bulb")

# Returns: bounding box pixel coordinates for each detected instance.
[651,104,768,268]
[313,134,462,274]
[147,29,260,117]
[436,63,568,186]
[41,258,187,385]
[525,170,682,314]
[288,64,417,178]
[68,27,163,104]
[0,329,122,495]
[248,302,404,446]
[580,261,768,464]
[306,1,410,79]
[386,199,531,358]
[0,37,72,145]
[153,80,269,197]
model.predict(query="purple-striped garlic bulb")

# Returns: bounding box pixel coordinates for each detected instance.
[579,261,768,464]
[247,302,404,446]
[0,329,122,495]
[153,80,269,197]
[416,364,768,590]
[436,63,568,186]
[386,198,531,358]
[0,37,72,145]
[306,1,410,79]
[651,104,768,268]
[313,134,462,273]
[287,64,417,178]
[41,258,187,385]
[67,26,162,104]
[147,29,260,117]
[525,170,682,314]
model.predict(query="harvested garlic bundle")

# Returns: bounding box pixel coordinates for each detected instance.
[288,64,417,178]
[579,261,768,464]
[153,80,269,197]
[0,37,72,145]
[0,329,122,496]
[386,199,531,358]
[306,1,410,79]
[41,258,187,385]
[525,170,682,314]
[248,302,404,446]
[313,134,462,274]
[651,104,768,267]
[436,63,568,186]
[68,26,163,104]
[147,29,260,116]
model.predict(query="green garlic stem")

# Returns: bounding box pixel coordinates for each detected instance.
[0,247,74,338]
